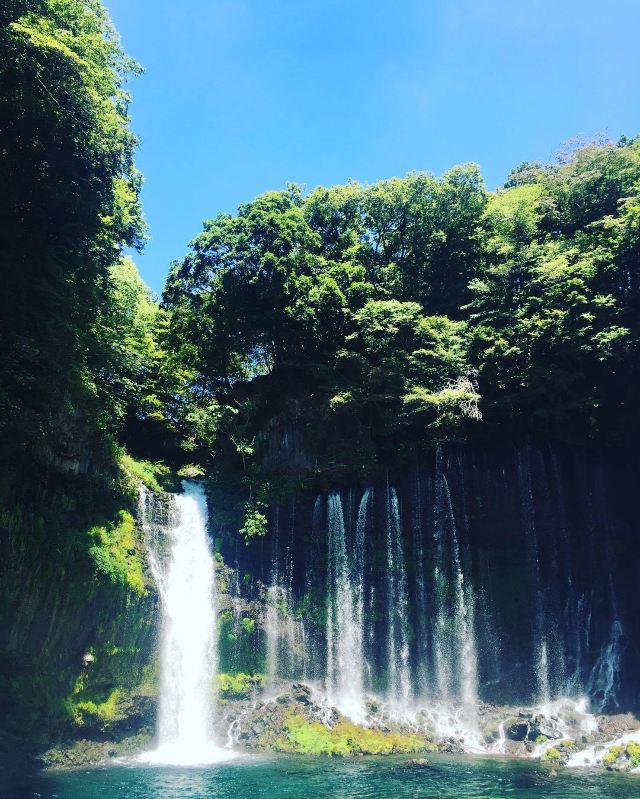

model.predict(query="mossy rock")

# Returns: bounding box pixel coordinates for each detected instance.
[603,745,624,768]
[217,673,265,699]
[626,740,640,767]
[275,714,432,757]
[482,721,500,743]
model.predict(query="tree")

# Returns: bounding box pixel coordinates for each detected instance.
[0,0,145,463]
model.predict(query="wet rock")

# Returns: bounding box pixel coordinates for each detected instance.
[482,721,501,744]
[506,719,529,741]
[291,684,312,705]
[597,713,640,740]
[276,693,292,705]
[438,738,465,755]
[525,722,541,741]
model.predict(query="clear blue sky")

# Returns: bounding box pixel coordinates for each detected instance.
[106,0,640,294]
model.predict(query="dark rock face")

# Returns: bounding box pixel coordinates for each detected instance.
[506,719,529,741]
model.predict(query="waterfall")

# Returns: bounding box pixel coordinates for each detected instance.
[385,487,411,706]
[353,488,371,678]
[138,481,232,765]
[412,471,430,698]
[429,458,479,741]
[517,453,551,703]
[587,620,625,712]
[326,492,366,723]
[265,505,281,688]
[264,503,306,687]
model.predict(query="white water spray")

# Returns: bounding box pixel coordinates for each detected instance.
[139,481,233,765]
[326,492,367,723]
[386,487,411,706]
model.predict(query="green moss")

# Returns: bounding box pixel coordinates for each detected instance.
[542,747,562,762]
[217,673,265,699]
[72,688,122,727]
[603,745,624,767]
[278,715,430,757]
[535,734,549,744]
[626,740,640,767]
[88,510,145,594]
[241,617,255,634]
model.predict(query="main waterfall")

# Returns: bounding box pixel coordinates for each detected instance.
[138,481,232,765]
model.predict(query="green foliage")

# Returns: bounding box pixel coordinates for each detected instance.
[603,745,624,767]
[626,740,640,767]
[239,501,268,540]
[469,137,640,435]
[241,617,256,634]
[88,510,145,594]
[0,0,147,463]
[277,715,430,756]
[71,688,122,728]
[160,137,640,516]
[121,452,178,493]
[217,672,265,699]
[542,747,562,762]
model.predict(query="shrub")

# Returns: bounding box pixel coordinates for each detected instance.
[217,673,265,699]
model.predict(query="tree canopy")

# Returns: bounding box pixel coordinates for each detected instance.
[0,0,147,469]
[161,137,640,528]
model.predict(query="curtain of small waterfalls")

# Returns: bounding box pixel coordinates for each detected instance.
[134,443,636,756]
[232,442,634,744]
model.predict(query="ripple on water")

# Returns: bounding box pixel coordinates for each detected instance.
[3,754,640,799]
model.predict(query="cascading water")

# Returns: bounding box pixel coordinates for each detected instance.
[138,481,232,765]
[385,487,411,706]
[326,492,366,723]
[517,453,551,703]
[200,443,638,758]
[411,471,430,698]
[429,467,480,744]
[265,503,306,688]
[587,619,625,712]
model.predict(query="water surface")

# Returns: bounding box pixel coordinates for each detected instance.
[3,754,640,799]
